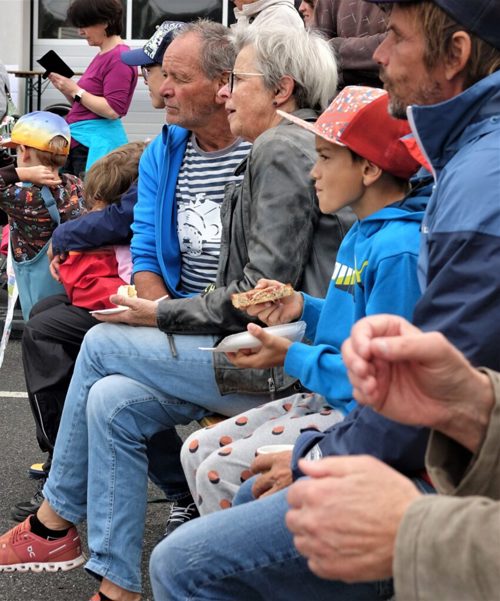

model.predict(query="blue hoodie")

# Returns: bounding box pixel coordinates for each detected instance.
[285,179,430,412]
[408,70,500,370]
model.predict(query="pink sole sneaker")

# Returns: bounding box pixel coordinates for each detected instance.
[0,516,85,573]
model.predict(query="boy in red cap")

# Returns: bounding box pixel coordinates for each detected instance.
[177,85,433,517]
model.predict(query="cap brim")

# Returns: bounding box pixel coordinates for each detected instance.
[277,110,318,135]
[121,48,156,67]
[0,137,17,148]
[277,109,346,147]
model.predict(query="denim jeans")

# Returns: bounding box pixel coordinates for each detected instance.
[150,487,394,601]
[42,323,271,593]
[234,475,436,506]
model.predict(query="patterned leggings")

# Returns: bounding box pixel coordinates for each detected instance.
[181,392,344,515]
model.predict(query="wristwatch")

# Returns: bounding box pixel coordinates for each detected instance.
[73,88,86,103]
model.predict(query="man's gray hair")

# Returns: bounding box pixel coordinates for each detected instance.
[174,19,235,80]
[232,26,338,110]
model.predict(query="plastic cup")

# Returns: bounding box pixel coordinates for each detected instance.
[256,444,294,455]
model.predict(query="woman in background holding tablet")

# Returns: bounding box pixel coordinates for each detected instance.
[48,0,138,176]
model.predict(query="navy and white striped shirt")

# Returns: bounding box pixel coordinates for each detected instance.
[176,134,250,294]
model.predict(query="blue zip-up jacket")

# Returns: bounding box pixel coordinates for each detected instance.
[51,182,137,256]
[131,125,192,298]
[290,178,432,478]
[286,181,429,412]
[409,70,500,370]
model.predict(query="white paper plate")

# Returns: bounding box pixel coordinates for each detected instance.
[89,293,169,316]
[90,306,129,316]
[199,321,306,352]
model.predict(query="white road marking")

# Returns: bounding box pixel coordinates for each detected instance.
[0,391,28,398]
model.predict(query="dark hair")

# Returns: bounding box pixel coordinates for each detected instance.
[67,0,123,37]
[347,148,363,163]
[346,148,408,188]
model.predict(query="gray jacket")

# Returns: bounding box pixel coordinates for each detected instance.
[157,109,353,395]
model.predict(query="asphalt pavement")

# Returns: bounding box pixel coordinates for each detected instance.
[0,336,196,601]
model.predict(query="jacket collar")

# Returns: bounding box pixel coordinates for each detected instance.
[407,70,500,178]
[161,123,190,145]
[278,107,319,125]
[234,108,318,175]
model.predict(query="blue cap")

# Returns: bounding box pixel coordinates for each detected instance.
[121,21,185,67]
[365,0,500,50]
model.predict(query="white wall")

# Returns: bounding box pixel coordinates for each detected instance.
[0,0,30,66]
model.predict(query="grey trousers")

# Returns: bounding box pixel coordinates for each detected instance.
[181,392,344,515]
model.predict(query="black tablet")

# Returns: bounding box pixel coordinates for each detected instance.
[37,50,75,79]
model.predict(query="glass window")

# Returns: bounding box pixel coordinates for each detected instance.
[38,0,72,38]
[38,0,127,39]
[132,0,227,39]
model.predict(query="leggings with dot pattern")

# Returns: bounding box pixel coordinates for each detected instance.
[181,393,344,515]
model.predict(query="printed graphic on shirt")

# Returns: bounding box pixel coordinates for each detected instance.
[176,136,250,294]
[332,259,368,295]
[178,193,221,257]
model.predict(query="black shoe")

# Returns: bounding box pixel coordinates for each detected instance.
[11,478,45,522]
[162,499,200,539]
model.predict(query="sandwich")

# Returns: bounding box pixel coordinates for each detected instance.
[231,283,294,309]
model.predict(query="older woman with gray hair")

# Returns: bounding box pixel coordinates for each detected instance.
[177,24,349,518]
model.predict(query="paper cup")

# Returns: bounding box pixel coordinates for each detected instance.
[256,444,294,455]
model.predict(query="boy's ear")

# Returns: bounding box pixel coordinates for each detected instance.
[362,159,383,186]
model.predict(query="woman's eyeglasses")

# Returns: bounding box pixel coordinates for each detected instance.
[228,71,264,93]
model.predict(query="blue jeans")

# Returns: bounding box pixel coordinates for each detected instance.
[42,323,270,593]
[150,488,394,600]
[234,475,436,506]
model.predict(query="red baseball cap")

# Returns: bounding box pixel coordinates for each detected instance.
[279,86,419,179]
